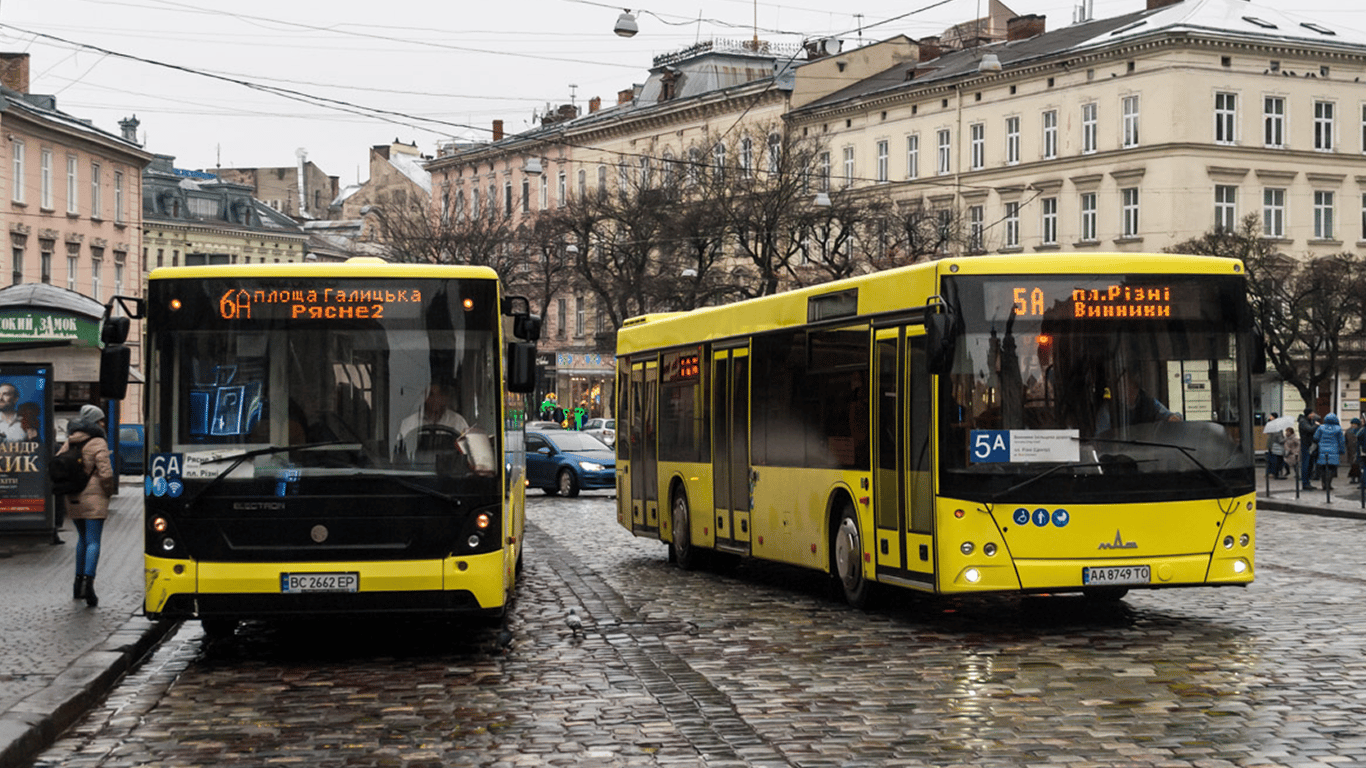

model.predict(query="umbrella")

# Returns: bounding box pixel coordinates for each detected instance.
[1263,415,1294,435]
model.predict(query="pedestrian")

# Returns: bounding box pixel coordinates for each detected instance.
[1282,427,1300,485]
[1312,412,1347,494]
[1349,418,1363,485]
[61,405,117,607]
[1297,408,1319,490]
[1267,416,1286,479]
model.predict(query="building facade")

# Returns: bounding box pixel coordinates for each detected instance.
[0,52,154,428]
[211,152,339,222]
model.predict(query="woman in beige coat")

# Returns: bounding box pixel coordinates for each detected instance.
[62,405,117,607]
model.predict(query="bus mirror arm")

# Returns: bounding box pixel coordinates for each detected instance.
[925,307,958,376]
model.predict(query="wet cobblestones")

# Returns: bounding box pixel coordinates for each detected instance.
[32,497,1366,767]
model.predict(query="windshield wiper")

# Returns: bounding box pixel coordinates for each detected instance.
[182,441,347,508]
[335,471,462,506]
[989,461,1107,501]
[1089,436,1232,495]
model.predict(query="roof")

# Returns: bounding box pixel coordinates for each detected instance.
[0,283,106,319]
[386,151,432,195]
[0,87,151,164]
[793,0,1366,114]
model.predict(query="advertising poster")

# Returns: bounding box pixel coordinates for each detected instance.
[0,362,54,532]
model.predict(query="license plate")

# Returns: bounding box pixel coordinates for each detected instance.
[281,572,359,593]
[1082,565,1150,586]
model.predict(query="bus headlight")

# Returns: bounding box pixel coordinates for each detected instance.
[1232,559,1248,574]
[1223,535,1235,549]
[964,568,981,583]
[475,513,492,530]
[152,517,169,533]
[467,535,482,549]
[960,541,974,555]
[1240,534,1250,547]
[161,537,176,552]
[983,542,997,557]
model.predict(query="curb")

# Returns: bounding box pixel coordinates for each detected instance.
[0,613,177,768]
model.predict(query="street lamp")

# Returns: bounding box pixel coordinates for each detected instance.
[614,10,639,38]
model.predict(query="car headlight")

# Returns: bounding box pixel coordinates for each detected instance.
[578,461,605,471]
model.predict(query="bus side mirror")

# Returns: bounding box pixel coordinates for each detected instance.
[508,342,537,393]
[1252,330,1267,375]
[925,311,957,375]
[99,344,132,400]
[515,314,542,343]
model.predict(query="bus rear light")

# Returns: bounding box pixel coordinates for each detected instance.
[475,513,492,529]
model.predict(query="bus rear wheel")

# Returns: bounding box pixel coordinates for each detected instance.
[671,492,701,571]
[832,504,873,608]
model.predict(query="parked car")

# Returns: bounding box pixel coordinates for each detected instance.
[525,430,615,497]
[117,423,144,475]
[525,420,564,430]
[582,418,616,446]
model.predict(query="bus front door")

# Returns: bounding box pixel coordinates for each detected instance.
[712,347,751,555]
[628,359,660,534]
[872,328,936,590]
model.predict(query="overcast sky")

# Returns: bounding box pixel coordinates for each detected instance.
[1,0,1361,185]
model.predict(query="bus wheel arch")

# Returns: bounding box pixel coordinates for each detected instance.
[828,492,873,608]
[669,480,701,571]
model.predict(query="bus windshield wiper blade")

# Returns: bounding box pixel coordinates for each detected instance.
[183,441,348,508]
[336,471,462,506]
[989,461,1107,501]
[1089,436,1232,495]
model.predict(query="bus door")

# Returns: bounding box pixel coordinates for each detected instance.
[627,358,660,534]
[712,346,751,554]
[872,328,936,590]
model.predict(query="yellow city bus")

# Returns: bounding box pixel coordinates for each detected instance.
[138,260,540,634]
[615,254,1256,605]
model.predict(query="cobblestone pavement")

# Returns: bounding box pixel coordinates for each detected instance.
[30,493,1366,767]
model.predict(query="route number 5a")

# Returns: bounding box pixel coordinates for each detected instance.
[971,430,1009,463]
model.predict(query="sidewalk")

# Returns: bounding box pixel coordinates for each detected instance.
[0,479,175,768]
[1256,470,1366,520]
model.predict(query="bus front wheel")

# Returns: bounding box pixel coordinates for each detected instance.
[671,492,701,571]
[832,504,873,608]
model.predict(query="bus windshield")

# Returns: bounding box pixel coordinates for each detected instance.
[938,273,1254,503]
[148,277,503,493]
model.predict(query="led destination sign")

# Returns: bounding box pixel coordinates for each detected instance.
[983,279,1203,322]
[216,287,426,321]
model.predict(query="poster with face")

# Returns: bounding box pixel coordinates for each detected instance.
[0,363,54,528]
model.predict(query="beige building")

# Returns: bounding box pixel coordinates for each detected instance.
[0,53,154,428]
[211,151,339,222]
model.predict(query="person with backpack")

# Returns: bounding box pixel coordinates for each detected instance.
[59,405,117,607]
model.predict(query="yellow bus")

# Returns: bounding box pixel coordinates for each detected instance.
[135,260,540,634]
[615,254,1256,605]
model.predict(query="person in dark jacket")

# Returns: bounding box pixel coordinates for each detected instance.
[1312,413,1347,494]
[61,405,118,607]
[1298,409,1321,490]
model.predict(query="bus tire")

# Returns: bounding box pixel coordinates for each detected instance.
[557,468,580,497]
[832,503,873,608]
[1084,587,1129,602]
[201,618,237,638]
[671,491,701,571]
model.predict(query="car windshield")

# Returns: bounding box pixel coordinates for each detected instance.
[549,433,610,452]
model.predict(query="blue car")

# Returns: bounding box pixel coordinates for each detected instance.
[117,424,144,475]
[525,430,615,497]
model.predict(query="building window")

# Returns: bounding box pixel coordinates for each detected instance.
[1005,117,1020,165]
[875,140,888,182]
[1080,192,1097,241]
[817,151,830,192]
[740,136,753,180]
[1314,101,1335,151]
[842,146,855,187]
[970,123,985,170]
[90,162,102,218]
[39,239,53,284]
[522,177,530,213]
[1362,105,1366,154]
[1081,103,1098,154]
[1214,185,1237,231]
[1214,92,1237,144]
[90,247,103,301]
[577,169,586,201]
[114,251,126,297]
[10,234,24,284]
[574,296,586,337]
[11,139,24,203]
[1264,97,1285,148]
[66,242,79,291]
[713,143,726,179]
[596,165,607,199]
[65,155,79,215]
[1314,190,1335,239]
[1043,110,1058,159]
[1041,197,1058,245]
[471,188,481,219]
[114,170,125,223]
[1121,187,1139,237]
[937,129,951,175]
[906,134,919,179]
[40,149,53,209]
[1122,95,1139,148]
[968,205,984,251]
[539,173,549,208]
[557,171,566,207]
[766,134,781,175]
[1263,188,1285,237]
[556,298,566,339]
[1004,201,1020,248]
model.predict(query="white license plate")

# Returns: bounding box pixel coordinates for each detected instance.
[280,572,359,593]
[1082,565,1150,586]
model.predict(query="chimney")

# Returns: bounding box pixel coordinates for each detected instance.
[0,53,30,93]
[1146,0,1182,8]
[589,96,602,113]
[618,87,635,106]
[119,115,141,144]
[492,119,504,141]
[918,37,943,63]
[1007,14,1046,41]
[556,103,578,122]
